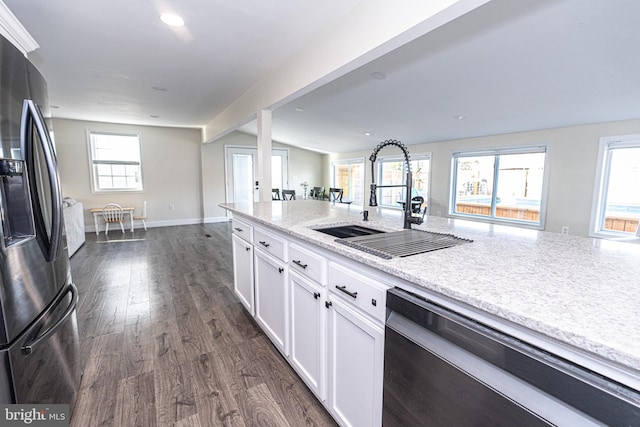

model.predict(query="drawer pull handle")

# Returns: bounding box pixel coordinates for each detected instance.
[335,285,358,299]
[245,247,251,252]
[314,292,320,300]
[234,227,243,232]
[372,299,377,306]
[292,260,308,269]
[325,301,332,309]
[278,267,284,273]
[259,241,270,248]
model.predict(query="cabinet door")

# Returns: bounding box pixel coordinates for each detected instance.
[327,297,384,427]
[254,248,288,354]
[232,234,254,315]
[289,271,325,400]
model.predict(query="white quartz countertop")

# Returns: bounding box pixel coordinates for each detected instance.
[220,200,640,382]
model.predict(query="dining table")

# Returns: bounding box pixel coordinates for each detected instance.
[89,206,136,235]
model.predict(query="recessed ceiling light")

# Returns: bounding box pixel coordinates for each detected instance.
[454,115,466,120]
[152,86,168,92]
[364,132,371,136]
[371,72,386,80]
[294,107,304,112]
[150,115,160,118]
[160,13,184,27]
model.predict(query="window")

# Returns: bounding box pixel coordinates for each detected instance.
[450,146,548,228]
[88,132,143,192]
[591,135,640,236]
[332,159,364,203]
[376,155,430,211]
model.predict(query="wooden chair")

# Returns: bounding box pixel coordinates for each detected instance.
[133,200,147,231]
[102,203,125,235]
[282,190,296,200]
[328,187,343,202]
[272,189,281,200]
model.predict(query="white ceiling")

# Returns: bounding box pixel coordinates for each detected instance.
[4,0,361,128]
[6,0,640,153]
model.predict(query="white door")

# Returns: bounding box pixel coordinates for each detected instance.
[225,146,289,204]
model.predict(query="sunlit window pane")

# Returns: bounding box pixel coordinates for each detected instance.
[377,156,430,210]
[454,156,495,218]
[332,160,364,203]
[602,146,640,233]
[452,148,547,226]
[495,153,545,221]
[89,132,143,192]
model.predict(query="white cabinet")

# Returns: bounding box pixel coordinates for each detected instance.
[230,222,388,427]
[254,248,288,354]
[232,233,254,315]
[289,270,326,400]
[326,294,384,427]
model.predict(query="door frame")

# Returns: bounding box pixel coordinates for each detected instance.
[224,145,289,214]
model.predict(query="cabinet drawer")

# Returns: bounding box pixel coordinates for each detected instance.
[289,243,326,285]
[254,227,287,261]
[328,261,388,323]
[232,218,253,243]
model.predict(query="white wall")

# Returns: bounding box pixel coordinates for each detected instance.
[326,118,640,237]
[54,118,203,232]
[201,131,326,221]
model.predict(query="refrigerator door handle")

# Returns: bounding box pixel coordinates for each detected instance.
[0,283,78,355]
[21,282,78,356]
[20,99,63,262]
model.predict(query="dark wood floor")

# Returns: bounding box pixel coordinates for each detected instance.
[69,223,336,427]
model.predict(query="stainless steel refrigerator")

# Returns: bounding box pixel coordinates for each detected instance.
[0,35,81,408]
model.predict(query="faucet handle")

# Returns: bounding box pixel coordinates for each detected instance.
[369,183,378,207]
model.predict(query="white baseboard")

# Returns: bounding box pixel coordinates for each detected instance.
[85,217,229,234]
[203,216,229,223]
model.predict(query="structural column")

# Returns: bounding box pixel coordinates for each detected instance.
[256,109,272,202]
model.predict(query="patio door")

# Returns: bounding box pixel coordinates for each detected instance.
[225,146,288,204]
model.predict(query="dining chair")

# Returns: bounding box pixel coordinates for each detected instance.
[328,187,343,202]
[101,203,125,235]
[411,196,425,214]
[310,186,325,200]
[272,189,281,200]
[133,200,147,231]
[282,190,296,200]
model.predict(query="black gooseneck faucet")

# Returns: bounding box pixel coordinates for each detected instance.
[369,139,424,229]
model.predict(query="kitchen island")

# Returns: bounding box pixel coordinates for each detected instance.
[221,199,640,424]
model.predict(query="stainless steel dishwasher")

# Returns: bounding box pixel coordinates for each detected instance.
[383,287,640,426]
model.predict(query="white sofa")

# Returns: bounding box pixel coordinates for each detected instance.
[62,197,85,256]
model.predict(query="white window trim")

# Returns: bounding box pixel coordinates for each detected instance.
[375,152,431,212]
[589,134,640,238]
[448,145,550,230]
[87,130,144,194]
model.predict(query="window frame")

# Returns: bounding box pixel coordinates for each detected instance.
[375,153,431,213]
[449,145,550,229]
[87,130,144,193]
[590,134,640,238]
[331,157,365,204]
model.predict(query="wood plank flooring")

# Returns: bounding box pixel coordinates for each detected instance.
[69,223,336,427]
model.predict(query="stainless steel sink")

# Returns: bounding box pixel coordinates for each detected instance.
[315,224,386,239]
[336,229,472,259]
